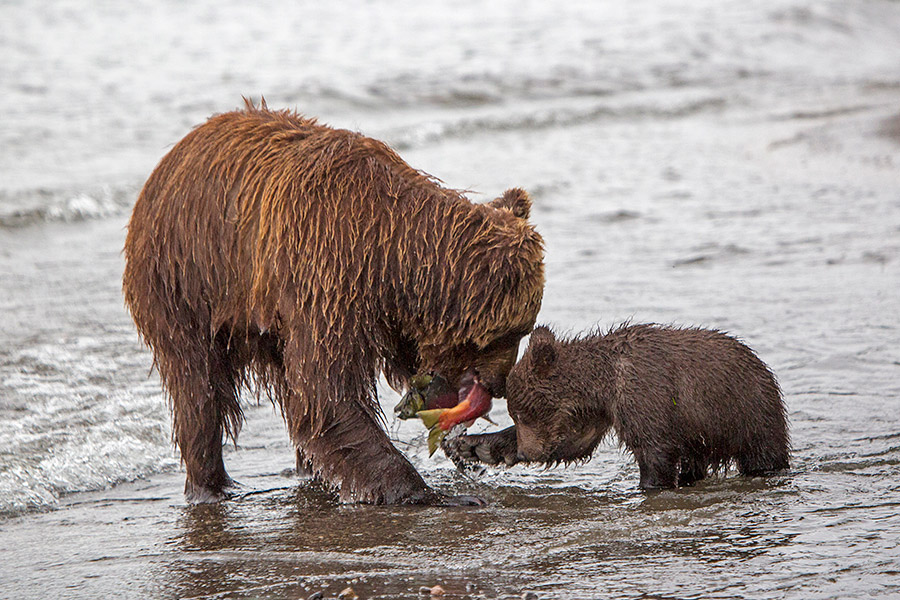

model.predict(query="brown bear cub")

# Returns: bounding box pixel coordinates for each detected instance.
[446,324,790,489]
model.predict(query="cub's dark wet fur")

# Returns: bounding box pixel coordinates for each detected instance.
[446,324,790,489]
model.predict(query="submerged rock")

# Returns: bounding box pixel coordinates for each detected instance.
[338,587,359,600]
[418,585,445,596]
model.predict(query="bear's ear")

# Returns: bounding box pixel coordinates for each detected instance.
[528,326,557,378]
[488,188,531,220]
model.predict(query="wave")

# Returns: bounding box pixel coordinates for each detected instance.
[0,333,176,518]
[0,185,138,229]
[385,92,727,150]
[0,92,727,231]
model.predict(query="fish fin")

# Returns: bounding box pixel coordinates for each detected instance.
[416,408,447,430]
[427,426,447,457]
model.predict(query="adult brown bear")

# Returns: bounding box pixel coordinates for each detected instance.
[123,100,544,504]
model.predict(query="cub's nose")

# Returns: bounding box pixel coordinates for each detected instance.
[515,424,544,462]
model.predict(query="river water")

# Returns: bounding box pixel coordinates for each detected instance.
[1,1,899,598]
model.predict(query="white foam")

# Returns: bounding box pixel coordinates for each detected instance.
[0,336,175,515]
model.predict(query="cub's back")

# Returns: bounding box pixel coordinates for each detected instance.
[600,324,782,435]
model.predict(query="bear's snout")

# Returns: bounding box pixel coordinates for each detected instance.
[515,424,546,462]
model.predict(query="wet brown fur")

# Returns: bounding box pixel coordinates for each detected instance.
[449,324,789,488]
[122,100,544,504]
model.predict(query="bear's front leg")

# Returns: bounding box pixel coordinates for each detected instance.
[294,400,421,503]
[444,426,520,466]
[285,392,483,505]
[280,333,484,505]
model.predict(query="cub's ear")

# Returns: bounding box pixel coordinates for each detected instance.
[530,325,555,342]
[488,187,531,220]
[528,326,557,378]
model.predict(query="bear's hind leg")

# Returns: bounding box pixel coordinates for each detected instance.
[737,420,790,477]
[634,447,679,490]
[295,447,314,477]
[161,324,243,503]
[737,447,790,477]
[678,455,708,486]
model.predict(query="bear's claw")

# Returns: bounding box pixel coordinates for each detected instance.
[443,426,520,467]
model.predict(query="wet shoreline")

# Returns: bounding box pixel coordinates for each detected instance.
[3,1,900,598]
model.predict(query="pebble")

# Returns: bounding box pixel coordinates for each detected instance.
[300,583,529,600]
[338,587,359,600]
[418,585,445,596]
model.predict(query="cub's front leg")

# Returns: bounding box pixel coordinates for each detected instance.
[443,425,520,466]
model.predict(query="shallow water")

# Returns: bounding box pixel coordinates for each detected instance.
[2,1,900,598]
